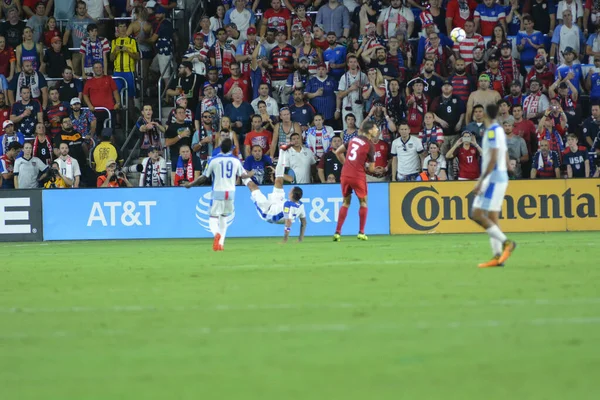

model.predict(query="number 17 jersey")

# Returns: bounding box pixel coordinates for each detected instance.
[341,136,374,180]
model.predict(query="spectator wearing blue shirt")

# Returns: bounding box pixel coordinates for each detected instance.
[223,87,254,145]
[322,32,347,82]
[554,47,584,92]
[9,86,43,140]
[289,87,316,129]
[149,6,174,87]
[305,63,338,127]
[243,145,273,185]
[505,0,525,36]
[416,24,453,68]
[586,58,600,103]
[315,0,351,39]
[516,15,545,66]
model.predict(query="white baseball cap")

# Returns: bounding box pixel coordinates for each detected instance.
[2,120,13,129]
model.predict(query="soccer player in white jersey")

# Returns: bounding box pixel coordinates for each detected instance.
[242,148,307,243]
[470,102,517,268]
[185,139,249,251]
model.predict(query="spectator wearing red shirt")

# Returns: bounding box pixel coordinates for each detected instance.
[446,0,479,34]
[525,55,555,91]
[223,61,252,102]
[0,35,15,81]
[0,92,10,134]
[367,132,391,182]
[244,114,273,157]
[446,131,482,180]
[512,104,537,172]
[83,61,121,131]
[260,0,292,39]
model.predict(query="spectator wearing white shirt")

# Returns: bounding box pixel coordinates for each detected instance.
[225,0,256,42]
[14,142,48,188]
[391,121,425,181]
[422,142,448,180]
[557,0,584,28]
[551,9,585,64]
[281,132,316,183]
[377,0,415,39]
[251,83,279,118]
[337,55,367,130]
[55,141,81,188]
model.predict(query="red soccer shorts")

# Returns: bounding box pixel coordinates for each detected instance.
[341,176,368,199]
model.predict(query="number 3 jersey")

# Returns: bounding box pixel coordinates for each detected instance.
[341,136,374,181]
[203,153,245,199]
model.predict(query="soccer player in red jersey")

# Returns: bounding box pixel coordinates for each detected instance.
[333,121,383,241]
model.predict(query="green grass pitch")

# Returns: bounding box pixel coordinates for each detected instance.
[1,232,599,400]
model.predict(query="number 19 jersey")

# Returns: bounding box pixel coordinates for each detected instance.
[204,153,245,199]
[341,136,374,180]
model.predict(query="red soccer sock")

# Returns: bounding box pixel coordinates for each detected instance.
[359,206,368,234]
[336,205,349,234]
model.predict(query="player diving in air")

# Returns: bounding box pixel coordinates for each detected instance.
[470,102,517,268]
[333,120,385,241]
[242,147,307,243]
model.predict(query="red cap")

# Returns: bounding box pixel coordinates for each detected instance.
[51,36,62,44]
[193,32,205,40]
[316,62,327,69]
[247,27,257,35]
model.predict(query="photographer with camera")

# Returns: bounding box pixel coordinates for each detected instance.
[337,55,366,130]
[44,161,72,189]
[96,159,132,188]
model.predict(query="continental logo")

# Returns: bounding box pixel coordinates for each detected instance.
[391,181,600,234]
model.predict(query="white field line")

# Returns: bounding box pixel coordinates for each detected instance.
[2,317,600,340]
[2,298,600,315]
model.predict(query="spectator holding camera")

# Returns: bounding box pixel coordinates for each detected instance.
[14,141,49,189]
[173,144,202,186]
[243,144,273,185]
[43,161,71,188]
[139,146,167,187]
[97,159,132,188]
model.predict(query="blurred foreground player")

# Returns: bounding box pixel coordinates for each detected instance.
[471,103,517,268]
[243,155,307,243]
[185,139,249,251]
[333,121,384,241]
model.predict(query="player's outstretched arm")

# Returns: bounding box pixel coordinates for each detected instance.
[298,217,306,242]
[184,175,208,188]
[282,219,293,243]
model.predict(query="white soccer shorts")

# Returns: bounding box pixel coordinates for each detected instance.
[472,180,508,212]
[210,199,234,217]
[251,187,286,222]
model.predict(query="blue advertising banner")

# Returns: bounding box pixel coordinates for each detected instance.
[42,184,390,241]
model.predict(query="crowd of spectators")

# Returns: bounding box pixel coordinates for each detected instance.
[2,0,600,190]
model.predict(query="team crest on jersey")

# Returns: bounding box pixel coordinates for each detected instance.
[463,79,467,85]
[452,99,457,103]
[487,129,495,139]
[302,109,306,114]
[284,207,290,213]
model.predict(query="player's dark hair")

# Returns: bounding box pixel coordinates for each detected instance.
[512,104,522,110]
[473,104,484,112]
[220,138,232,154]
[251,114,262,122]
[291,186,303,202]
[216,28,226,35]
[251,144,263,151]
[497,99,509,108]
[20,85,31,93]
[87,23,98,32]
[566,133,578,141]
[345,113,356,121]
[487,103,499,119]
[361,120,377,134]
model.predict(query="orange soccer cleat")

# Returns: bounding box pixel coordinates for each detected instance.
[497,240,517,265]
[213,233,221,251]
[478,256,504,268]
